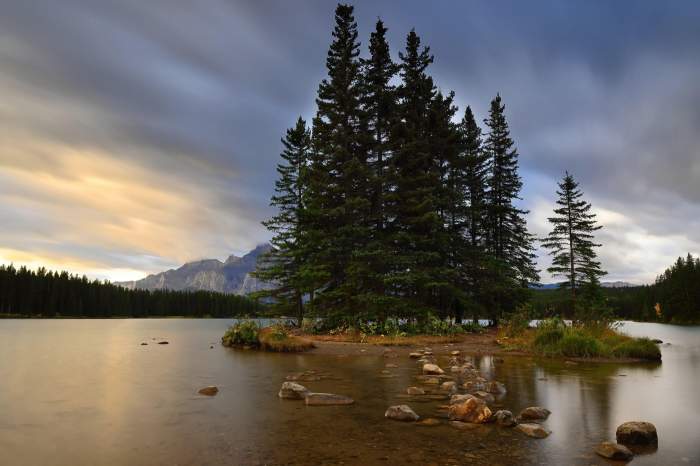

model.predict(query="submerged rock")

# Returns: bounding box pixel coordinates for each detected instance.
[198,386,219,396]
[407,386,425,396]
[486,381,507,395]
[422,363,444,375]
[515,423,550,438]
[493,410,517,427]
[278,382,309,400]
[416,417,441,426]
[518,406,551,421]
[305,393,354,406]
[449,420,480,431]
[616,421,658,445]
[595,441,634,460]
[409,352,422,358]
[385,405,419,422]
[448,396,492,423]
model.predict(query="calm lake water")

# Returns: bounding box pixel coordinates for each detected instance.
[0,319,698,465]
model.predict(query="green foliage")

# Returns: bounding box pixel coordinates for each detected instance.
[612,338,661,360]
[503,304,533,337]
[541,172,606,312]
[222,320,261,347]
[531,317,660,360]
[0,264,261,318]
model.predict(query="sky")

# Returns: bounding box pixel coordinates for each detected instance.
[1,1,699,284]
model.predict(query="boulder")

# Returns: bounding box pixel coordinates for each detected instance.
[409,352,422,358]
[450,394,475,405]
[305,393,354,406]
[515,423,551,439]
[440,381,457,393]
[198,386,219,396]
[278,382,309,400]
[385,405,419,422]
[486,381,507,395]
[407,386,425,396]
[595,442,634,461]
[518,406,551,421]
[616,421,658,446]
[472,391,495,404]
[448,396,492,423]
[493,410,517,427]
[422,363,445,375]
[450,350,461,356]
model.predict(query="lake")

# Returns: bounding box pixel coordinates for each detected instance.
[0,319,698,465]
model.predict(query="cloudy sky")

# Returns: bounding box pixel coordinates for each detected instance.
[1,1,699,284]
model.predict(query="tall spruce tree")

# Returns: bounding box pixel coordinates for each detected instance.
[385,29,444,317]
[256,117,311,324]
[308,3,370,317]
[354,19,399,320]
[483,94,538,320]
[541,172,606,308]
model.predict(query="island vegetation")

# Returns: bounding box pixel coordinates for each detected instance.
[233,4,677,361]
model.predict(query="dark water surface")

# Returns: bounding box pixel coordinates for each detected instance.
[1,319,698,465]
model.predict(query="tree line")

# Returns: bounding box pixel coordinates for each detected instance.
[0,264,261,318]
[257,4,605,326]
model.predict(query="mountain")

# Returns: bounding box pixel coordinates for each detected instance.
[116,244,273,295]
[533,281,637,290]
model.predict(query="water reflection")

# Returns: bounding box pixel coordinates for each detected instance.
[0,320,698,465]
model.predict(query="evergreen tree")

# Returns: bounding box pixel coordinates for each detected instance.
[483,94,539,320]
[385,29,443,317]
[541,171,606,309]
[355,19,399,321]
[308,3,370,317]
[256,117,311,324]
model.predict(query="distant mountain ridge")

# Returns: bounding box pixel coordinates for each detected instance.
[116,244,273,295]
[534,281,637,290]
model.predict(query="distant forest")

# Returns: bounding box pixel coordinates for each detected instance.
[0,264,261,318]
[532,254,700,324]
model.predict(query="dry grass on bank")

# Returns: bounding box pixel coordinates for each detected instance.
[258,326,316,352]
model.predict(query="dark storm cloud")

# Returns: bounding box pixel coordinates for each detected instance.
[0,0,698,282]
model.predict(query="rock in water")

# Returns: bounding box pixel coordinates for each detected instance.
[278,382,309,400]
[515,423,551,439]
[416,418,441,426]
[493,410,517,427]
[486,381,507,395]
[198,386,219,396]
[157,341,169,345]
[472,391,495,404]
[518,406,551,421]
[595,442,634,460]
[385,405,419,422]
[448,396,492,423]
[140,342,148,346]
[407,386,425,396]
[409,352,422,358]
[305,393,354,406]
[450,394,475,405]
[422,363,444,375]
[616,421,658,445]
[440,381,457,393]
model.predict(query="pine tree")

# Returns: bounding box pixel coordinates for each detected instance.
[308,3,370,317]
[256,117,311,324]
[483,94,539,320]
[541,171,606,309]
[385,29,443,317]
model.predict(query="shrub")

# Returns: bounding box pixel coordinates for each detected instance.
[221,320,260,347]
[533,318,566,349]
[612,338,661,360]
[558,332,604,357]
[503,305,532,337]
